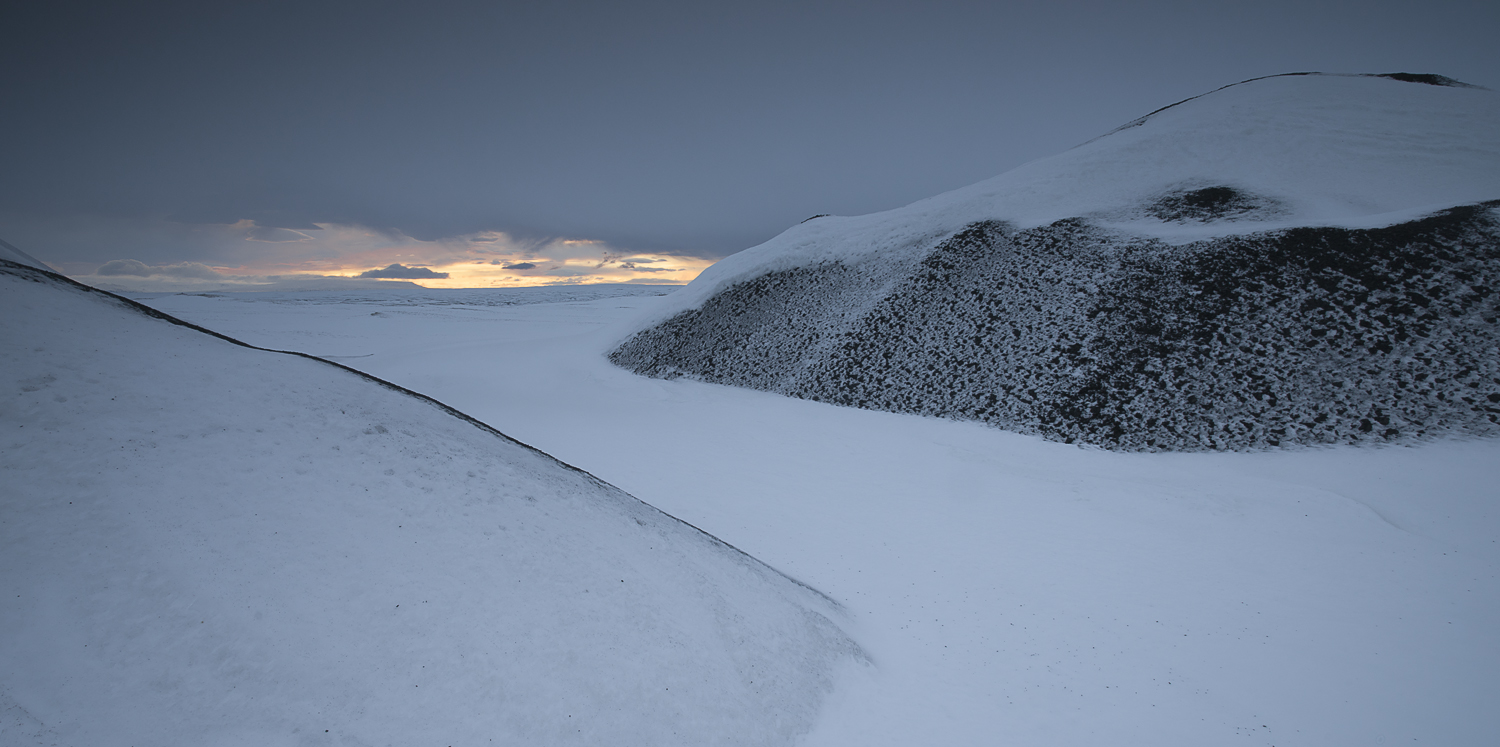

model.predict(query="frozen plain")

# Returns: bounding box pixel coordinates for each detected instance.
[135,286,1500,746]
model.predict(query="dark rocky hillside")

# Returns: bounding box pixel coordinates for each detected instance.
[612,202,1500,450]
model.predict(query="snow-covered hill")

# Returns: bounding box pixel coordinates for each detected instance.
[123,280,1500,746]
[611,73,1500,450]
[0,259,859,746]
[0,238,52,272]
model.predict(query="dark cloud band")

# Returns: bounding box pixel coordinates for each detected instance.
[356,264,450,279]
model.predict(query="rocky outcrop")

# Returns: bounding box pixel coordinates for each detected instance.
[612,202,1500,450]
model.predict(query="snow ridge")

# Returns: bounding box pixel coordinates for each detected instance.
[1099,71,1485,140]
[0,237,52,272]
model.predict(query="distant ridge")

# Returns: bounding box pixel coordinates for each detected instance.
[1104,72,1484,139]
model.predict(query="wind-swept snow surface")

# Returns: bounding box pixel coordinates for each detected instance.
[0,261,859,746]
[128,286,1500,746]
[0,238,51,272]
[611,74,1500,449]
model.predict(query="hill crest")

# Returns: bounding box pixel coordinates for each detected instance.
[612,75,1500,450]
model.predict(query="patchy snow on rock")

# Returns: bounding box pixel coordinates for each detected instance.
[0,260,859,747]
[612,74,1500,450]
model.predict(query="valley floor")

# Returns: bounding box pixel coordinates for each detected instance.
[138,288,1500,746]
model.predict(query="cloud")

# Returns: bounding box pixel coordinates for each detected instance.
[96,259,225,279]
[86,274,425,294]
[356,263,450,279]
[31,216,714,290]
[603,253,645,270]
[96,259,154,276]
[227,276,423,292]
[600,253,673,271]
[157,262,224,279]
[240,222,316,243]
[80,259,431,292]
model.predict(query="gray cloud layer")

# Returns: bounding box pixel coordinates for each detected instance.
[78,258,427,293]
[4,1,1498,269]
[97,260,224,279]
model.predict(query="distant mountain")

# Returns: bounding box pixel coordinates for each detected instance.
[612,73,1500,450]
[0,258,859,745]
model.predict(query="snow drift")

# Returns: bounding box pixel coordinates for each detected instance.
[0,259,860,746]
[611,73,1500,450]
[122,278,1500,746]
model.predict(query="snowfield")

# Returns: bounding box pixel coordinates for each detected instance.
[0,262,859,747]
[5,71,1499,746]
[122,282,1500,746]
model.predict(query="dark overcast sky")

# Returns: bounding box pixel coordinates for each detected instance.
[4,0,1498,268]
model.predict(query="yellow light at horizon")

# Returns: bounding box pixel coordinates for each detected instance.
[342,254,716,289]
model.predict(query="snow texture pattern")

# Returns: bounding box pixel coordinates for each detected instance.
[611,202,1500,450]
[1,259,860,746]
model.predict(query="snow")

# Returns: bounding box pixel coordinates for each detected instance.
[608,74,1500,450]
[124,284,1500,746]
[612,208,1500,450]
[654,74,1500,321]
[6,70,1499,745]
[0,238,51,273]
[0,264,858,746]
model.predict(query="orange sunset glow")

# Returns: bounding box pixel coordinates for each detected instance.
[63,221,718,292]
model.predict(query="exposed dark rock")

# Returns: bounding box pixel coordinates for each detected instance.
[611,202,1500,450]
[1144,186,1277,223]
[1375,73,1479,88]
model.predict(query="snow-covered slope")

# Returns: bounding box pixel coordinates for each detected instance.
[126,284,1500,746]
[611,73,1500,450]
[0,238,51,272]
[0,259,859,746]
